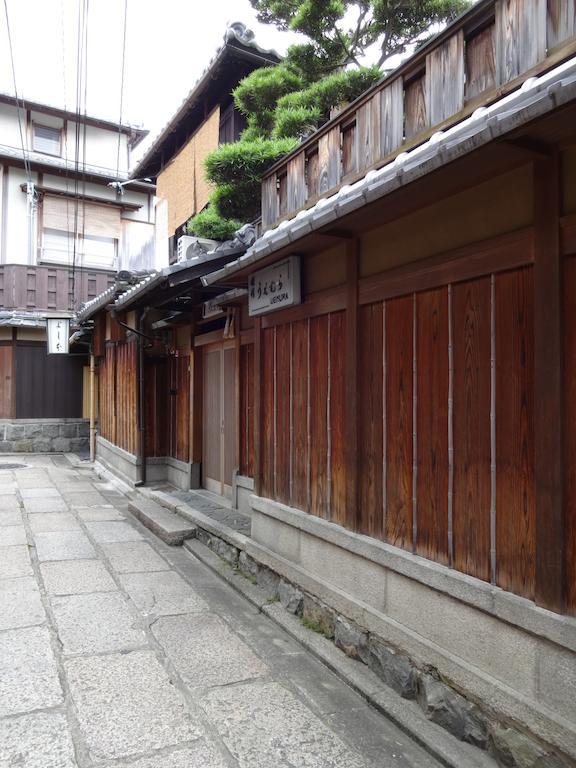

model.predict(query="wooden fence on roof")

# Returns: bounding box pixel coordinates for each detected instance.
[261,0,576,230]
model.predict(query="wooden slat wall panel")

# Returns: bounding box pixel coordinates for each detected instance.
[144,359,168,458]
[306,151,319,200]
[291,320,309,510]
[495,267,535,599]
[240,344,255,478]
[287,152,306,214]
[202,348,221,485]
[452,278,492,581]
[113,342,138,455]
[404,75,428,140]
[341,124,357,177]
[466,24,497,100]
[172,356,190,463]
[0,345,14,418]
[380,79,404,157]
[426,31,465,126]
[416,288,449,564]
[358,303,384,538]
[318,126,341,195]
[496,0,547,84]
[275,325,291,503]
[310,316,329,518]
[262,175,278,230]
[547,0,576,49]
[565,256,576,614]
[356,94,380,173]
[223,348,236,482]
[261,328,275,499]
[329,312,347,526]
[385,296,414,550]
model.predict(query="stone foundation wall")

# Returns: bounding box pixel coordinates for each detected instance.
[0,419,89,453]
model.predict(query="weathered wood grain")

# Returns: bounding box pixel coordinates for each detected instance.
[385,295,414,551]
[240,344,255,478]
[564,256,576,615]
[356,93,381,173]
[426,31,465,126]
[547,0,576,49]
[466,24,497,100]
[0,344,14,418]
[495,267,535,600]
[452,278,492,582]
[329,311,347,526]
[262,175,278,230]
[306,150,319,200]
[496,0,547,84]
[358,303,384,539]
[416,288,449,565]
[287,152,307,214]
[380,78,404,157]
[404,74,428,140]
[310,315,329,519]
[318,126,341,194]
[261,328,276,499]
[291,319,309,511]
[275,324,291,504]
[341,122,357,178]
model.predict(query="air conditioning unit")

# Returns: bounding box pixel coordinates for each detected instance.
[176,236,218,263]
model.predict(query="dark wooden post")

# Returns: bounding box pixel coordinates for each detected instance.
[345,239,359,528]
[253,316,263,497]
[534,150,566,613]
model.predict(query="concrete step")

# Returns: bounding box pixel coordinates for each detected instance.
[128,498,196,545]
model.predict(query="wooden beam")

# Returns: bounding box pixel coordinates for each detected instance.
[345,239,359,528]
[534,151,566,612]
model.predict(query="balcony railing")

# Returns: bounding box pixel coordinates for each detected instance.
[261,0,576,231]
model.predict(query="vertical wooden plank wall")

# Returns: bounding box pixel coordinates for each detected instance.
[239,344,255,478]
[565,256,576,614]
[98,341,138,456]
[0,344,14,418]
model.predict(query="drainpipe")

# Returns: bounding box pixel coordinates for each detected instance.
[89,353,96,462]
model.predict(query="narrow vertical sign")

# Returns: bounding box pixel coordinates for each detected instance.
[47,317,70,354]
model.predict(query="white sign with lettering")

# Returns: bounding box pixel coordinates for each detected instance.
[248,256,301,317]
[202,298,226,320]
[47,317,70,354]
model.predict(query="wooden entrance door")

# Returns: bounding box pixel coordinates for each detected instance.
[202,342,237,498]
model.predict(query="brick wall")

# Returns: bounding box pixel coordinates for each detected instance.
[156,106,221,235]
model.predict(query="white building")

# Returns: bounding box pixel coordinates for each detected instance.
[0,93,157,423]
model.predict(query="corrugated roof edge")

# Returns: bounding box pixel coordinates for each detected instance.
[202,55,576,287]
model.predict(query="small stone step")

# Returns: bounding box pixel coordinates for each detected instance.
[128,498,196,546]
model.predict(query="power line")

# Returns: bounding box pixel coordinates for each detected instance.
[115,0,128,182]
[2,0,31,184]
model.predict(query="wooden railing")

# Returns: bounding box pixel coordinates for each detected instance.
[261,0,576,230]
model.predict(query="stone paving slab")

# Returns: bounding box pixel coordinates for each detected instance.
[0,496,20,512]
[24,498,68,514]
[84,520,144,543]
[201,679,368,768]
[0,483,16,495]
[41,559,117,595]
[111,741,230,768]
[102,541,170,573]
[151,613,269,689]
[62,491,106,507]
[20,488,62,499]
[0,545,33,578]
[0,576,45,631]
[29,512,80,533]
[0,711,77,768]
[51,591,147,655]
[0,509,22,526]
[0,524,27,546]
[119,571,209,617]
[75,505,125,521]
[128,498,196,546]
[65,650,202,761]
[0,626,63,717]
[34,531,96,562]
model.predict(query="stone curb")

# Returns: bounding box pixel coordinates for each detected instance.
[182,537,496,768]
[128,498,197,546]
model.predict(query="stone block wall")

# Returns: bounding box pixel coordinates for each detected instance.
[0,419,90,453]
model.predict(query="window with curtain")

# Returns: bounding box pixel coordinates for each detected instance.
[40,195,120,270]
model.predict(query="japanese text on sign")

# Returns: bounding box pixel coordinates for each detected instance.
[248,256,301,317]
[47,317,70,354]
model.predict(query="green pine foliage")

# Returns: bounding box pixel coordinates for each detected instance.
[187,0,470,240]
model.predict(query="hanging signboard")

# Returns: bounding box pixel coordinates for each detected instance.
[248,256,301,317]
[202,297,226,320]
[47,317,70,354]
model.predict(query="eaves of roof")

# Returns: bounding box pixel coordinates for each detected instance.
[203,55,576,287]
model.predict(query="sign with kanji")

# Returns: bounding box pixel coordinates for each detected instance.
[202,297,225,320]
[248,256,301,317]
[47,317,70,354]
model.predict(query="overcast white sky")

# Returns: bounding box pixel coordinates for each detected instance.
[0,0,301,163]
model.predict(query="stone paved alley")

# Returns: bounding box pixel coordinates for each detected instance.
[0,455,443,768]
